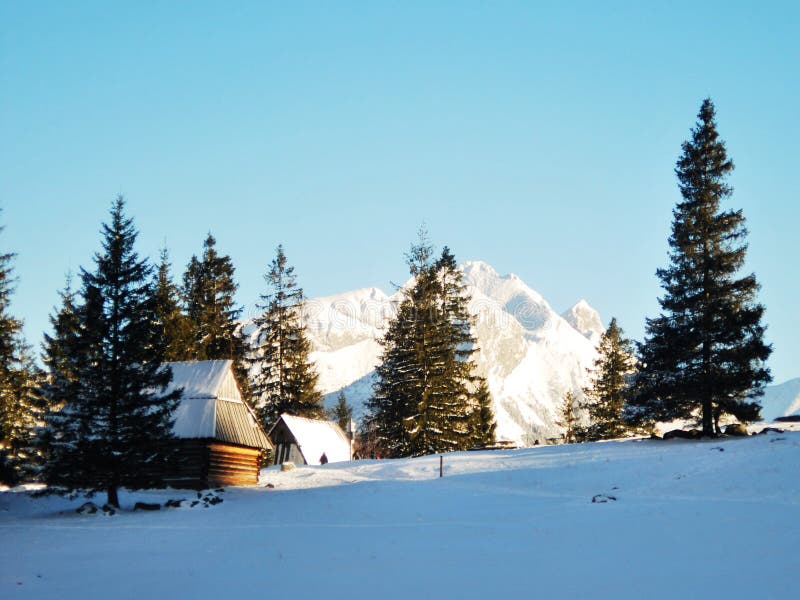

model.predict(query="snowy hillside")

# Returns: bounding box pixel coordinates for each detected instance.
[3,430,799,599]
[760,377,800,421]
[301,261,601,444]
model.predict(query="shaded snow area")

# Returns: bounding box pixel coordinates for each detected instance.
[3,431,800,599]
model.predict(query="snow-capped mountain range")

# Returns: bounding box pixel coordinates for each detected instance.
[301,261,604,444]
[295,260,800,444]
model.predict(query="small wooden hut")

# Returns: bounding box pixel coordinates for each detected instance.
[269,414,351,466]
[160,360,272,488]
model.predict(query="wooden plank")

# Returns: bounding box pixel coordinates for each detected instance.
[207,473,257,486]
[207,457,257,468]
[207,442,261,457]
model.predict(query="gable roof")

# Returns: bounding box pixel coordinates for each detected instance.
[270,414,351,465]
[165,360,272,450]
[165,360,239,400]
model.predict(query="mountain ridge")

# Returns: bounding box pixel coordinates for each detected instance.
[304,260,601,444]
[254,259,796,444]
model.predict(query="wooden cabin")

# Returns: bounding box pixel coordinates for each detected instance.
[160,360,272,488]
[269,414,351,466]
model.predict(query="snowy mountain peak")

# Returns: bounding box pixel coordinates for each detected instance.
[459,261,553,334]
[291,260,605,445]
[562,300,604,345]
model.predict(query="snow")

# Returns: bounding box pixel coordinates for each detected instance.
[3,430,800,598]
[275,414,351,465]
[561,298,605,345]
[171,397,216,438]
[311,338,382,397]
[759,377,800,421]
[164,360,233,400]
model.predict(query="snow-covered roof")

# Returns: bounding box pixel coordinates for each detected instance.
[165,360,271,450]
[164,360,238,400]
[271,414,351,465]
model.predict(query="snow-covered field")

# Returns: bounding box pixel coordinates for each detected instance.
[3,429,799,599]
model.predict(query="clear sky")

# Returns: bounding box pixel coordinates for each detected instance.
[2,1,798,383]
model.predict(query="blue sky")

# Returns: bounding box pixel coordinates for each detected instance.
[2,1,798,383]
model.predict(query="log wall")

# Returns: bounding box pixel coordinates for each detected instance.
[138,439,262,490]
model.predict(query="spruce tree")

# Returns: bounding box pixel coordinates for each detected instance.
[436,247,495,448]
[368,294,418,457]
[556,391,579,444]
[41,197,181,507]
[183,234,242,359]
[250,245,323,429]
[183,234,249,395]
[0,224,22,382]
[330,390,353,432]
[39,278,85,489]
[151,247,193,361]
[0,223,22,482]
[0,220,44,484]
[581,318,634,440]
[0,347,45,483]
[632,99,772,435]
[403,246,460,456]
[469,380,497,446]
[368,232,494,457]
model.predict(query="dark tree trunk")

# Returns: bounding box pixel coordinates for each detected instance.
[107,485,119,508]
[702,393,714,437]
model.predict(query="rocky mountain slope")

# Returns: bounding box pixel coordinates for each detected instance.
[302,261,604,444]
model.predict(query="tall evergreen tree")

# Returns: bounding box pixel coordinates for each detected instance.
[631,99,772,435]
[0,223,22,383]
[368,293,418,457]
[183,234,243,359]
[0,346,45,483]
[0,226,45,484]
[250,245,323,429]
[39,278,88,490]
[436,247,495,448]
[556,391,579,444]
[368,232,494,457]
[330,390,353,432]
[469,380,497,446]
[151,247,193,361]
[41,197,181,507]
[182,234,249,395]
[581,318,634,440]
